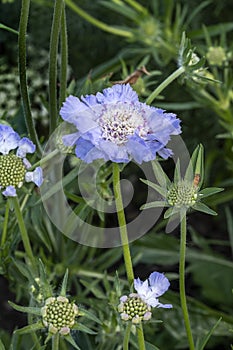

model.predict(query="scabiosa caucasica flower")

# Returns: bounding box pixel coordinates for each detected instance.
[118,272,172,324]
[0,124,43,197]
[41,296,79,335]
[60,84,181,164]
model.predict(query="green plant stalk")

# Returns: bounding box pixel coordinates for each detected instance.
[179,210,195,350]
[18,0,42,155]
[65,0,133,38]
[146,66,185,105]
[52,333,60,350]
[11,197,37,272]
[59,3,68,108]
[137,323,146,350]
[123,323,131,350]
[112,163,134,285]
[49,0,63,134]
[1,199,10,247]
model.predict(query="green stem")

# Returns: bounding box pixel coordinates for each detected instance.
[112,163,134,285]
[52,333,60,350]
[137,323,146,350]
[59,3,68,108]
[123,323,131,350]
[1,199,10,247]
[11,197,37,272]
[49,0,63,134]
[65,0,133,38]
[18,0,42,155]
[179,210,195,350]
[146,66,185,105]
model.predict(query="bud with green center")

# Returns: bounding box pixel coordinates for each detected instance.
[41,296,79,335]
[206,46,226,66]
[0,154,26,188]
[118,294,152,324]
[167,180,198,208]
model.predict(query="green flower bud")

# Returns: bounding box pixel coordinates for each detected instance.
[118,294,152,323]
[41,296,79,335]
[167,180,198,208]
[0,154,26,188]
[206,46,226,66]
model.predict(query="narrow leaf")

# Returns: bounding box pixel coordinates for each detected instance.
[0,339,6,350]
[8,301,41,316]
[0,23,19,35]
[193,202,217,215]
[13,322,44,335]
[151,160,171,187]
[60,269,69,297]
[72,323,97,334]
[140,201,167,210]
[79,307,102,325]
[198,317,222,350]
[199,187,224,198]
[140,178,167,197]
[64,334,81,350]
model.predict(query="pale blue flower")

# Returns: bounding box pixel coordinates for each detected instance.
[60,84,181,164]
[134,272,172,308]
[0,124,43,197]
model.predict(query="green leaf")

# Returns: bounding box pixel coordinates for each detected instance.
[197,317,222,350]
[79,307,102,325]
[8,301,42,316]
[145,341,160,350]
[0,339,6,350]
[151,160,171,188]
[72,323,97,335]
[140,179,167,197]
[193,202,217,215]
[64,334,81,350]
[140,201,168,210]
[199,187,224,198]
[60,269,69,297]
[13,322,44,335]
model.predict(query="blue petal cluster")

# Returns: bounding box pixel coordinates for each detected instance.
[0,124,43,197]
[60,84,181,164]
[134,271,172,308]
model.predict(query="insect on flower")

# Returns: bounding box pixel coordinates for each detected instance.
[193,173,201,188]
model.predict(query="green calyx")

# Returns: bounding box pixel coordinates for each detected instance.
[167,180,197,208]
[0,154,26,188]
[41,296,79,335]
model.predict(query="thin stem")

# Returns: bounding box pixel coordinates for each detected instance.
[18,0,42,155]
[137,323,146,350]
[65,0,133,38]
[179,210,195,350]
[146,66,185,105]
[112,163,134,285]
[11,197,37,272]
[1,199,10,247]
[123,323,131,350]
[49,0,63,134]
[52,333,60,350]
[59,3,68,108]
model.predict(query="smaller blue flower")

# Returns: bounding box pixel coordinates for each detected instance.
[0,124,43,197]
[60,84,181,164]
[134,272,172,308]
[118,271,172,323]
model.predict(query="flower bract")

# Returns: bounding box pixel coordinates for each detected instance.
[60,84,181,164]
[0,124,43,197]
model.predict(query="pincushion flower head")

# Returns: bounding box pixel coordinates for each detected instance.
[0,124,43,197]
[60,84,181,164]
[118,272,172,324]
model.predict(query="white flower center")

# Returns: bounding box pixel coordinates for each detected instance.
[98,103,148,145]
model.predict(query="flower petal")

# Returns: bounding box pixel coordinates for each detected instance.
[149,272,170,297]
[0,125,20,155]
[25,167,43,187]
[2,185,17,197]
[16,137,36,158]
